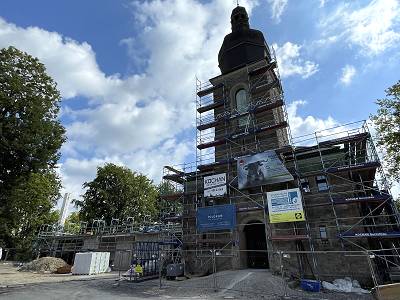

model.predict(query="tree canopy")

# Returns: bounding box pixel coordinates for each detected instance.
[75,163,159,224]
[371,81,400,182]
[0,46,65,255]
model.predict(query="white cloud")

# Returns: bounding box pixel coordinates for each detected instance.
[267,0,288,23]
[340,64,356,86]
[0,1,261,206]
[273,42,319,78]
[287,100,337,140]
[320,0,400,55]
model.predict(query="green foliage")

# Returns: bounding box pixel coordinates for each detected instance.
[4,171,61,257]
[157,181,183,214]
[371,81,400,182]
[64,211,81,234]
[0,46,65,255]
[75,163,159,224]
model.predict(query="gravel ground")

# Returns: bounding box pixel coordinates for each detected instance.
[0,262,116,287]
[0,265,373,300]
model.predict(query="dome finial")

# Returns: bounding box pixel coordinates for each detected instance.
[231,5,249,32]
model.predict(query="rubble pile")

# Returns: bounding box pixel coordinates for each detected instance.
[19,257,67,273]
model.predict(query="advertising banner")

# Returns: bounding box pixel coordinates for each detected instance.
[204,173,227,197]
[196,204,236,232]
[237,150,293,189]
[266,188,305,223]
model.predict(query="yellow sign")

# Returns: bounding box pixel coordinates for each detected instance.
[269,211,305,223]
[266,188,306,224]
[134,264,143,274]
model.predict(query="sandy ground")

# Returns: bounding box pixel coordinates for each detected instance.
[0,262,116,287]
[0,263,373,299]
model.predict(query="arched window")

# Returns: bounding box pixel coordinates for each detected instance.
[235,89,248,127]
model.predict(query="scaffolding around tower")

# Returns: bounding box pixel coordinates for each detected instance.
[160,44,400,283]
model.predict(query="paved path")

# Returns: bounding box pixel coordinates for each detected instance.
[0,266,373,300]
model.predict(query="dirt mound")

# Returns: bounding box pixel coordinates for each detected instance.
[19,257,67,273]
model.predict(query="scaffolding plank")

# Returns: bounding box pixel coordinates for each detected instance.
[307,194,390,207]
[236,204,263,212]
[326,161,380,173]
[318,132,370,147]
[248,61,277,77]
[164,166,184,175]
[197,120,219,131]
[254,78,279,93]
[270,235,309,241]
[197,99,284,131]
[256,121,288,135]
[197,100,225,113]
[197,138,225,150]
[197,83,223,97]
[197,159,231,171]
[333,194,389,205]
[163,174,185,184]
[252,99,284,114]
[339,232,400,238]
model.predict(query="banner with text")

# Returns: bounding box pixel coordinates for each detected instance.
[204,173,227,197]
[266,188,305,223]
[197,204,236,232]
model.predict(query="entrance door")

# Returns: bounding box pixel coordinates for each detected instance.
[244,221,269,268]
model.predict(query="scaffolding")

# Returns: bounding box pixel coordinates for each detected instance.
[160,44,400,282]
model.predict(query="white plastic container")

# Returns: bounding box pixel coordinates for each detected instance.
[72,252,110,275]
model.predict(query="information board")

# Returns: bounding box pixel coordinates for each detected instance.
[204,173,227,197]
[196,204,236,232]
[266,188,305,223]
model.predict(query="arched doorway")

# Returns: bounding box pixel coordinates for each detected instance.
[244,221,269,268]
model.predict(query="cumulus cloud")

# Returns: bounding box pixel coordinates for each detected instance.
[273,42,319,78]
[320,0,400,55]
[266,0,288,23]
[0,1,261,204]
[287,100,337,140]
[340,64,356,86]
[0,0,329,209]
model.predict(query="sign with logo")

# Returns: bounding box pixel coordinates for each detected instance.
[237,150,293,189]
[197,204,236,232]
[204,173,227,197]
[266,188,305,223]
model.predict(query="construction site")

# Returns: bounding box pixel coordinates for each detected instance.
[3,5,399,300]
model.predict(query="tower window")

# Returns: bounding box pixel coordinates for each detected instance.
[235,89,248,127]
[316,175,329,192]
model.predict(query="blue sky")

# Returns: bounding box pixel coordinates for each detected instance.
[0,0,399,203]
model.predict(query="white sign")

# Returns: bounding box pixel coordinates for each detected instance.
[204,173,227,197]
[266,188,305,223]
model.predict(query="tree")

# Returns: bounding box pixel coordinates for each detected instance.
[157,181,183,216]
[64,211,81,234]
[75,163,159,224]
[5,172,61,257]
[371,81,400,182]
[0,46,65,254]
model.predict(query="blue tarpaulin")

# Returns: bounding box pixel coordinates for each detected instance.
[197,204,236,232]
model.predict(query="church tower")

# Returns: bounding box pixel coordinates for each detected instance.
[161,5,400,284]
[194,6,293,271]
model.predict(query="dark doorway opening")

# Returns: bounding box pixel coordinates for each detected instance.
[244,221,269,268]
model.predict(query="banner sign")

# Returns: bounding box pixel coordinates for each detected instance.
[340,232,400,238]
[237,150,293,189]
[266,188,305,223]
[204,173,227,197]
[197,204,236,232]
